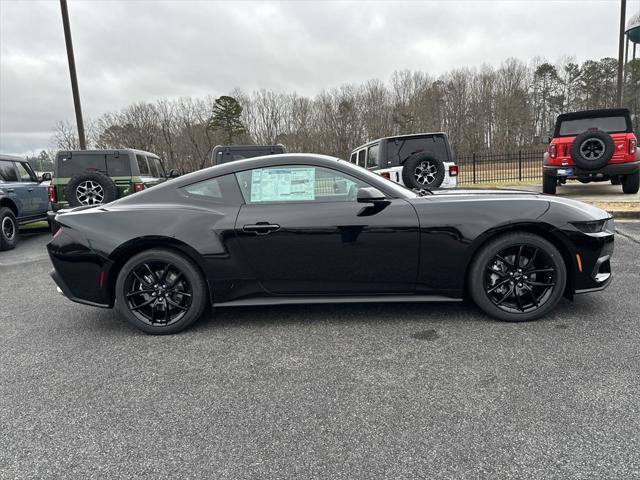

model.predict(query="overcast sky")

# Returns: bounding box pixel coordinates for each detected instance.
[1,0,637,155]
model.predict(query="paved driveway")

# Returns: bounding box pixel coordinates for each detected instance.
[1,225,639,479]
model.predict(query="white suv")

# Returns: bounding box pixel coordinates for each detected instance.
[349,132,458,189]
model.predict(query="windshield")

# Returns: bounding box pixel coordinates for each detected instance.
[558,116,629,136]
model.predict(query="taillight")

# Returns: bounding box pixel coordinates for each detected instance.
[549,144,557,159]
[379,172,390,179]
[134,182,145,193]
[630,139,637,155]
[47,185,57,203]
[449,165,458,176]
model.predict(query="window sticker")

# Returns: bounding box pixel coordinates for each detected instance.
[250,168,315,202]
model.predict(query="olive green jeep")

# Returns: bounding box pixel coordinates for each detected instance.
[48,149,178,214]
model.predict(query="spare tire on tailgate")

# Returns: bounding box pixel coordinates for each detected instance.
[66,170,117,207]
[570,130,614,171]
[402,153,445,189]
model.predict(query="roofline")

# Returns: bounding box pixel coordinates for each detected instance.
[556,108,631,122]
[55,148,160,158]
[351,132,448,153]
[0,154,26,162]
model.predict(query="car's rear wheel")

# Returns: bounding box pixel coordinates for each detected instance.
[0,207,18,251]
[115,249,207,334]
[542,175,556,195]
[621,171,639,194]
[468,233,567,322]
[610,176,621,185]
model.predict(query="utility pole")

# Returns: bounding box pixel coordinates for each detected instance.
[616,0,627,107]
[60,0,86,149]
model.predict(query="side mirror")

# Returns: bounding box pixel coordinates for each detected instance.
[541,136,551,144]
[168,169,180,178]
[39,172,52,182]
[357,187,386,203]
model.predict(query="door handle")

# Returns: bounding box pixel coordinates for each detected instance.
[243,222,280,235]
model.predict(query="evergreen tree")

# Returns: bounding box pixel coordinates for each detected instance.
[208,96,246,143]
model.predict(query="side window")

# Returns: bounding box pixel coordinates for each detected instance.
[180,173,243,204]
[366,144,379,169]
[357,149,366,167]
[235,166,368,204]
[136,155,150,176]
[105,153,131,176]
[350,152,357,164]
[147,157,160,177]
[15,162,34,181]
[152,158,166,177]
[0,161,18,182]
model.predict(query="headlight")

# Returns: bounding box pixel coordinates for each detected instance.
[571,218,613,233]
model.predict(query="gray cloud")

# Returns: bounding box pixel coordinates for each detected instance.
[0,0,633,155]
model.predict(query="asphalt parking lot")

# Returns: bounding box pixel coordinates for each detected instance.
[1,224,639,479]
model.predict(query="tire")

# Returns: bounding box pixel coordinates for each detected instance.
[115,249,208,334]
[621,171,640,194]
[542,175,557,195]
[0,207,18,251]
[468,232,567,322]
[65,171,117,207]
[570,130,614,170]
[610,176,621,185]
[578,178,591,184]
[402,154,445,189]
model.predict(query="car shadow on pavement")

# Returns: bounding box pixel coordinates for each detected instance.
[75,293,603,336]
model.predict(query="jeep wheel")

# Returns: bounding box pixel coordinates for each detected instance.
[622,172,640,194]
[0,207,18,251]
[402,154,445,189]
[610,176,621,185]
[570,130,614,171]
[542,175,556,195]
[66,171,118,207]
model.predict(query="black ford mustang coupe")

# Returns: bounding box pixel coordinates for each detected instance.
[48,154,614,334]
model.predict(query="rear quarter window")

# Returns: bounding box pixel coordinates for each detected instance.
[180,173,243,204]
[106,154,131,176]
[0,160,18,181]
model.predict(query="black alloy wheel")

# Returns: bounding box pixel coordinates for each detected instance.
[125,261,193,326]
[469,233,567,322]
[484,244,556,314]
[115,249,207,334]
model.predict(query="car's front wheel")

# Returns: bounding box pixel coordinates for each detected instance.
[115,249,208,334]
[468,233,567,322]
[0,207,18,251]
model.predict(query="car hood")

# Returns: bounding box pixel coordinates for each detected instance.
[415,188,610,221]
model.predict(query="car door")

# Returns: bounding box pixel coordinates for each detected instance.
[233,164,420,295]
[14,161,48,216]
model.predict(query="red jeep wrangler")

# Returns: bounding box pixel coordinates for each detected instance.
[543,108,638,195]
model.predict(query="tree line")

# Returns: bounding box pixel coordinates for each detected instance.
[41,55,639,173]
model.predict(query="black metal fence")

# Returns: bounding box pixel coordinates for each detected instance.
[455,149,545,185]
